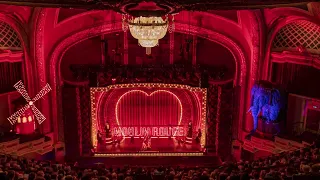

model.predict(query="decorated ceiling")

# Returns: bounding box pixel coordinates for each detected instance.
[0,0,313,10]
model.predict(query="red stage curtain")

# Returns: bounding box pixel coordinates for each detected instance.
[117,91,182,127]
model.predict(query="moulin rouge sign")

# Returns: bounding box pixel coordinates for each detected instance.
[112,126,186,137]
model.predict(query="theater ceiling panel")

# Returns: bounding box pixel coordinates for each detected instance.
[0,0,311,10]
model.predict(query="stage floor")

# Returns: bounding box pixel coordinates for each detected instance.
[96,138,202,155]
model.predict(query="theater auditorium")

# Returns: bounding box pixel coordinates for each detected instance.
[0,0,320,179]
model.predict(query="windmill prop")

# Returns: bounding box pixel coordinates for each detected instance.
[7,80,51,125]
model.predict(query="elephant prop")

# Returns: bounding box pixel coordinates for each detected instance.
[248,81,283,133]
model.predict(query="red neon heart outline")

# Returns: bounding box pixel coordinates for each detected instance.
[115,90,183,136]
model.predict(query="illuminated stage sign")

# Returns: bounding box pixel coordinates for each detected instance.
[113,126,185,137]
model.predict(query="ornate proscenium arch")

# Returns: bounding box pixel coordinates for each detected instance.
[43,18,247,143]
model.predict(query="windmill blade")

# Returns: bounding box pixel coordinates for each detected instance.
[30,105,46,124]
[7,104,29,125]
[32,84,52,102]
[13,80,31,102]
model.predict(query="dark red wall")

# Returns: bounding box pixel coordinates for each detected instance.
[128,33,170,65]
[60,33,236,81]
[272,63,320,99]
[58,8,88,23]
[0,95,10,129]
[197,37,235,79]
[60,36,102,81]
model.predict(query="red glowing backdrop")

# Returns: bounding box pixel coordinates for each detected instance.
[90,83,207,147]
[116,90,183,127]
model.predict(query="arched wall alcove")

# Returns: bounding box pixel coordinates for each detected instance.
[269,19,320,99]
[0,13,34,93]
[261,7,318,80]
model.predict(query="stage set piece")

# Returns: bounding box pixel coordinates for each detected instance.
[90,83,207,156]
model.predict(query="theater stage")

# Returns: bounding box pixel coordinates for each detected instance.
[95,138,203,155]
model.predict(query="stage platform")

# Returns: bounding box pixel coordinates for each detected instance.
[94,152,204,157]
[79,155,221,168]
[96,138,203,156]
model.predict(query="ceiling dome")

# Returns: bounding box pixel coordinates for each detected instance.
[0,21,22,51]
[272,20,320,54]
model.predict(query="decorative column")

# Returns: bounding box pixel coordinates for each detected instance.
[56,83,64,142]
[169,32,174,64]
[123,31,129,65]
[34,9,51,134]
[192,35,197,65]
[75,87,82,155]
[245,11,260,132]
[215,86,222,153]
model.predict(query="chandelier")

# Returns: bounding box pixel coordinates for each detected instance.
[128,16,168,48]
[123,15,174,54]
